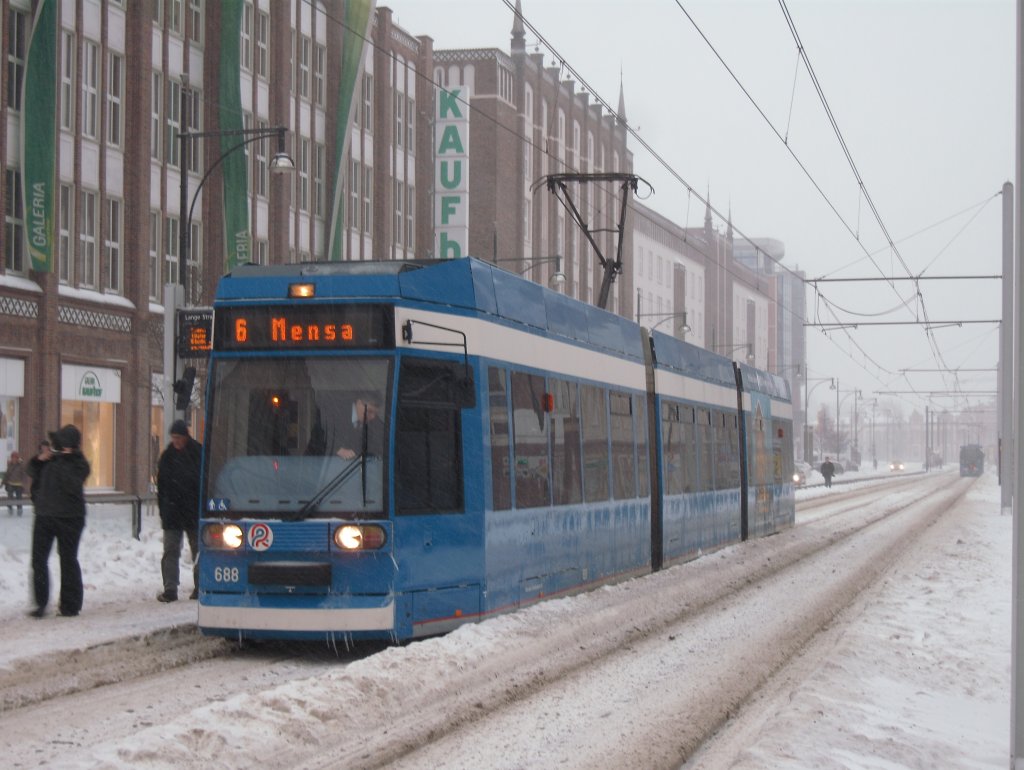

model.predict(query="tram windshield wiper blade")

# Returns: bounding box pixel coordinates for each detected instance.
[290,456,365,521]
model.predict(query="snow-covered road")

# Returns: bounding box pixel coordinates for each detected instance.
[0,470,1007,769]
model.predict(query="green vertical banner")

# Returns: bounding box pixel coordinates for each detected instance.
[21,0,57,272]
[328,0,376,261]
[219,0,250,270]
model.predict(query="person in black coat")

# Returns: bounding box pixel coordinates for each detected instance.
[820,457,836,488]
[27,439,53,503]
[29,425,90,618]
[156,419,202,602]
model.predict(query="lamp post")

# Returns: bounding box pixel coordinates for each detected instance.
[493,255,566,289]
[638,311,692,339]
[168,98,294,435]
[713,342,755,364]
[804,377,834,464]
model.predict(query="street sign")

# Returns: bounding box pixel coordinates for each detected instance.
[177,307,213,358]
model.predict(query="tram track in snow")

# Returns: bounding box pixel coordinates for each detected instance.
[272,474,970,770]
[0,473,967,769]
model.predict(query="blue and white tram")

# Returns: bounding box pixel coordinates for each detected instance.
[196,258,794,642]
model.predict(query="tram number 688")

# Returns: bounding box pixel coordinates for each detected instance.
[214,566,240,582]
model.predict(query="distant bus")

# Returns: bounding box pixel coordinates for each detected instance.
[959,444,984,477]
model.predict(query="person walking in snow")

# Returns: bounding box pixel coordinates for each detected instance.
[29,425,90,618]
[820,457,835,488]
[156,419,202,603]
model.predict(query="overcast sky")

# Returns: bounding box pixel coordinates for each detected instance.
[386,0,1015,433]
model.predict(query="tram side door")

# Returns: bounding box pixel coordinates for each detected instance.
[392,357,482,630]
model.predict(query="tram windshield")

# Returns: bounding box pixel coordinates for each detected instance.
[203,356,391,518]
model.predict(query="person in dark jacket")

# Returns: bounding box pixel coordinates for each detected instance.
[156,419,202,602]
[820,457,836,488]
[29,425,90,618]
[27,439,53,502]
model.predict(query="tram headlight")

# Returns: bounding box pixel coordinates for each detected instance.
[202,523,244,550]
[333,524,387,551]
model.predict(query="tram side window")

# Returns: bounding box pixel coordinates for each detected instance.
[661,402,685,495]
[713,411,740,490]
[610,391,636,499]
[395,357,467,515]
[551,378,583,505]
[488,367,512,511]
[511,371,550,508]
[634,394,650,497]
[750,411,768,487]
[581,384,609,502]
[682,405,696,492]
[696,408,713,492]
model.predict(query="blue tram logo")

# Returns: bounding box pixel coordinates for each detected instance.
[247,523,274,551]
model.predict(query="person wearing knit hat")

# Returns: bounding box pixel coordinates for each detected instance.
[28,425,90,618]
[156,420,202,602]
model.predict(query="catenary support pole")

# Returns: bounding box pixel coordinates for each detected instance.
[1011,2,1023,766]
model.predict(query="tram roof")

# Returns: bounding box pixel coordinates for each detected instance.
[216,257,646,361]
[214,258,790,399]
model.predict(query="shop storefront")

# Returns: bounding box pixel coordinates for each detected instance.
[60,364,120,490]
[0,357,25,470]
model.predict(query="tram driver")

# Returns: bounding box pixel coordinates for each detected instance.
[307,391,384,460]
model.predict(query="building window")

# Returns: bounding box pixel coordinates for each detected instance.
[251,238,266,265]
[60,31,75,131]
[255,10,269,78]
[4,170,24,274]
[169,0,183,35]
[394,92,403,149]
[313,142,325,217]
[313,44,326,105]
[406,183,415,250]
[165,216,180,287]
[406,96,415,151]
[152,0,163,24]
[106,199,122,293]
[58,184,72,283]
[151,73,162,160]
[241,1,252,72]
[393,179,403,247]
[297,137,309,212]
[107,52,123,147]
[188,0,202,44]
[149,211,160,301]
[7,10,26,111]
[252,117,268,198]
[82,41,99,139]
[167,79,181,168]
[80,191,97,287]
[348,159,360,230]
[186,87,202,173]
[298,35,311,99]
[363,165,373,233]
[362,74,373,133]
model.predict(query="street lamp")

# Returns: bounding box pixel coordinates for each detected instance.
[638,311,692,338]
[179,124,295,300]
[714,342,754,364]
[805,377,834,464]
[169,106,295,433]
[493,255,566,289]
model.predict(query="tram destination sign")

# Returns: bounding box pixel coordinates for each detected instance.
[214,304,395,351]
[177,307,214,359]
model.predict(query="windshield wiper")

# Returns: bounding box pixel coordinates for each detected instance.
[289,456,365,521]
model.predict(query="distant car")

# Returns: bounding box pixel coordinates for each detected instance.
[889,460,905,472]
[793,462,812,486]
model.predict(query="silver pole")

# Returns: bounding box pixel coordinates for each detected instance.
[1004,180,1015,506]
[1011,2,1024,765]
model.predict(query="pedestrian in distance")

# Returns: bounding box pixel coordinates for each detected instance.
[28,425,90,618]
[820,456,835,489]
[156,419,202,602]
[2,450,27,515]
